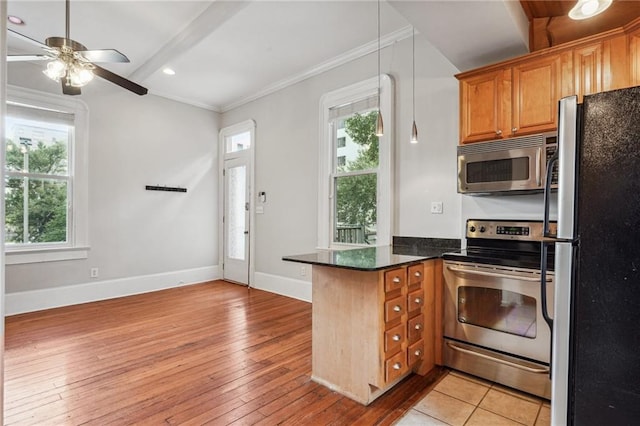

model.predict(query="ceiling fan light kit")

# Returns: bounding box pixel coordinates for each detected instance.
[569,0,612,20]
[7,0,147,96]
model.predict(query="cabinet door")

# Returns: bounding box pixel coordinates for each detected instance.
[631,29,640,86]
[603,35,630,92]
[574,43,602,103]
[512,55,562,136]
[459,69,509,144]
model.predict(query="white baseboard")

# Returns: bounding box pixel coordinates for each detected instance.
[5,265,221,316]
[252,272,311,303]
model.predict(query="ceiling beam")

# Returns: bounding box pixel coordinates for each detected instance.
[129,1,251,83]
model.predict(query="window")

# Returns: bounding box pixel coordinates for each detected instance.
[5,109,72,245]
[5,86,89,264]
[318,75,394,248]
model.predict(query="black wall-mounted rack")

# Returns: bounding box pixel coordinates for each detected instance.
[145,185,187,193]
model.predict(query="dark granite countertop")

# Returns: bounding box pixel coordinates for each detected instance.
[282,237,460,272]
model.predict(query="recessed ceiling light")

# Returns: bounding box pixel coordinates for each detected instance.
[8,15,25,25]
[162,68,176,76]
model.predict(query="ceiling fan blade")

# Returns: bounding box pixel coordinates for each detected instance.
[8,28,50,51]
[92,65,148,96]
[62,81,81,96]
[8,54,52,62]
[77,49,130,63]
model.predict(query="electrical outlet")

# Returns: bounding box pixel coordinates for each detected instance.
[430,201,443,214]
[90,267,99,278]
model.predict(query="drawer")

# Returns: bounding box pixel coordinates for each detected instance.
[407,289,424,314]
[408,313,425,342]
[384,296,406,323]
[384,323,405,353]
[408,263,424,285]
[385,349,407,383]
[408,340,424,366]
[384,268,406,293]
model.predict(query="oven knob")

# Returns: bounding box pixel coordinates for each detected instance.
[480,226,486,233]
[469,226,476,233]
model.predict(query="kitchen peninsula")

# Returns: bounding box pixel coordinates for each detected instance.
[283,238,459,405]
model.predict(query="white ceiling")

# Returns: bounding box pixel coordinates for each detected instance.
[6,0,529,112]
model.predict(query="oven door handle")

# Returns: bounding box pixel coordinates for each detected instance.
[446,265,552,282]
[447,341,550,374]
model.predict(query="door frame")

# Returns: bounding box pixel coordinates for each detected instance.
[218,119,256,287]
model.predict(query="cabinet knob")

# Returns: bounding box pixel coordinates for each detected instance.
[415,323,422,330]
[414,349,422,357]
[392,277,401,283]
[392,334,401,342]
[512,127,518,133]
[415,297,422,305]
[414,271,421,277]
[393,305,402,312]
[393,362,402,370]
[496,129,502,135]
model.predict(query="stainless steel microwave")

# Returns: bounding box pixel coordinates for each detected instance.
[457,132,558,195]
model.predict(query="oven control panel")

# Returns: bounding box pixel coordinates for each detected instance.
[466,219,557,241]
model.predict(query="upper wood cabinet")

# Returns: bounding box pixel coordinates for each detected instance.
[512,54,563,136]
[457,18,640,144]
[630,23,640,86]
[459,69,509,143]
[459,56,562,144]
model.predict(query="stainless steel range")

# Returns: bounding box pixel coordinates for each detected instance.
[442,219,556,399]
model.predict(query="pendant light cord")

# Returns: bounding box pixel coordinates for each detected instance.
[377,0,381,108]
[412,27,415,122]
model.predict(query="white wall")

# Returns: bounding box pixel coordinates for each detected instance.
[221,35,462,292]
[5,62,220,312]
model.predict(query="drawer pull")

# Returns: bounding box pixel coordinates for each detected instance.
[393,362,402,370]
[392,277,401,283]
[414,349,422,357]
[392,334,401,342]
[414,297,422,305]
[393,305,402,313]
[414,323,422,330]
[414,271,421,277]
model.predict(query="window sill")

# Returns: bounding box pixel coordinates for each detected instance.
[5,246,90,265]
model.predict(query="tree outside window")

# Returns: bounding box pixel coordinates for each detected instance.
[5,117,71,245]
[333,110,378,245]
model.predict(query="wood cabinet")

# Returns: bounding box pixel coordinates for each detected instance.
[511,54,564,136]
[630,23,640,86]
[459,56,564,144]
[311,260,439,405]
[457,18,640,144]
[459,69,509,143]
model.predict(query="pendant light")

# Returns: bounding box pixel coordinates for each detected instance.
[410,27,418,144]
[375,0,384,137]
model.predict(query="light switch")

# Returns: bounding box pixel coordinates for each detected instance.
[430,201,443,214]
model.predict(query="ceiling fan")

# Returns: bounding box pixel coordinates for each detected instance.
[7,0,147,96]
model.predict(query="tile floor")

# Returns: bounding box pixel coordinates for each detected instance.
[395,370,551,426]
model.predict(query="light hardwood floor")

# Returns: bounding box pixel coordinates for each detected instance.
[4,281,444,425]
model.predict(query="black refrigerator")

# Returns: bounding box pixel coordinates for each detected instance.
[549,86,640,425]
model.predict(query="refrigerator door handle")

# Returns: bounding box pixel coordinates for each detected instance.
[536,147,542,187]
[540,240,554,380]
[542,153,558,238]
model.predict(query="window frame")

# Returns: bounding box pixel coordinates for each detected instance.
[5,85,89,264]
[318,75,394,249]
